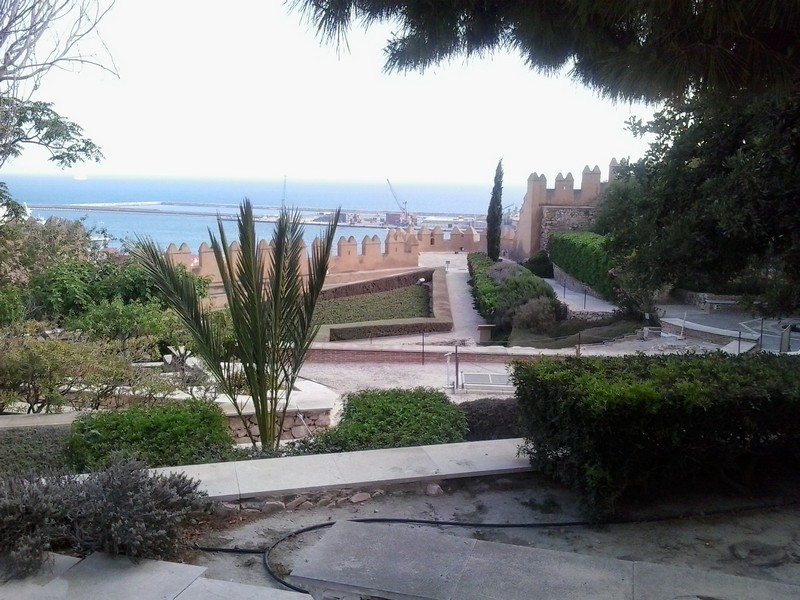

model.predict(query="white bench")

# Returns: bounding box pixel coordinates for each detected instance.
[460,372,514,394]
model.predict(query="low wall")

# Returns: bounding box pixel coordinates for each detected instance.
[226,407,331,443]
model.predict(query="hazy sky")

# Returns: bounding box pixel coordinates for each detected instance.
[4,0,657,188]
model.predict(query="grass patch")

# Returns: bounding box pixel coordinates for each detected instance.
[314,285,429,324]
[507,318,641,349]
[0,425,72,476]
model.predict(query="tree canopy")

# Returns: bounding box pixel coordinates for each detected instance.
[293,0,800,101]
[596,87,800,315]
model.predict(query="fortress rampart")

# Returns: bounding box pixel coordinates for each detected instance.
[163,225,517,284]
[510,160,618,260]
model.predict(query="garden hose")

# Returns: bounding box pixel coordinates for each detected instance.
[194,499,798,594]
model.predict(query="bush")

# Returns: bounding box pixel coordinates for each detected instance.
[511,296,565,334]
[468,252,562,335]
[0,426,72,476]
[67,399,235,470]
[0,286,24,326]
[548,232,616,300]
[288,387,467,454]
[459,397,522,441]
[0,456,206,579]
[522,250,554,279]
[513,353,800,517]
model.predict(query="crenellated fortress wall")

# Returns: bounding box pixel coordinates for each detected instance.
[162,225,517,286]
[510,160,618,260]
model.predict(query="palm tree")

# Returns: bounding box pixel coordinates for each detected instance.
[292,0,800,102]
[130,200,340,450]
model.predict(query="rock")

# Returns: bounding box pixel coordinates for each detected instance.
[286,495,309,511]
[298,501,315,510]
[371,489,386,497]
[425,483,444,497]
[350,492,371,503]
[213,502,239,518]
[290,425,307,438]
[259,500,285,515]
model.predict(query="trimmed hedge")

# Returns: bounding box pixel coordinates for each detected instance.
[66,399,236,470]
[287,387,467,454]
[467,252,560,334]
[547,232,615,300]
[513,353,800,517]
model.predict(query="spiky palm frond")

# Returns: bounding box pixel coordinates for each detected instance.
[130,199,339,450]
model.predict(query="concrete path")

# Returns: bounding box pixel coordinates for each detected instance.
[292,521,800,600]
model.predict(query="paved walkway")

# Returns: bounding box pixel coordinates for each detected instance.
[7,439,798,599]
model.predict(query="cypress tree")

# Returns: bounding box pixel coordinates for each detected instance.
[486,159,503,261]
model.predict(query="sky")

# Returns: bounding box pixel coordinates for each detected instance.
[4,0,658,188]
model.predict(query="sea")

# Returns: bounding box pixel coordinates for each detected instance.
[3,175,525,252]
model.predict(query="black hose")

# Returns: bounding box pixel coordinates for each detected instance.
[195,500,798,593]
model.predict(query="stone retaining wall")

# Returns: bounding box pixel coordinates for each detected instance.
[227,408,331,443]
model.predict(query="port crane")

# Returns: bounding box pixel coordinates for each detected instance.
[386,179,413,227]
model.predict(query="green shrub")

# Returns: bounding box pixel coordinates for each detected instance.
[0,456,206,579]
[468,252,562,335]
[288,387,467,454]
[67,399,235,470]
[315,285,430,324]
[513,353,800,517]
[0,286,24,326]
[523,250,554,279]
[0,426,72,476]
[548,232,615,300]
[459,397,522,441]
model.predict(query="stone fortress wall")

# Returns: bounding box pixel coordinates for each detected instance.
[510,159,619,260]
[162,160,613,281]
[162,225,518,284]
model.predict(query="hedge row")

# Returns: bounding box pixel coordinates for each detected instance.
[328,318,452,341]
[547,232,615,300]
[513,353,800,517]
[467,252,558,332]
[67,399,236,471]
[286,387,467,454]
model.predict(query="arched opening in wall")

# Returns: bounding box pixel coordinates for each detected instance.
[430,238,434,245]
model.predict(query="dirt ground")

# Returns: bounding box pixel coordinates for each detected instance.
[187,472,800,593]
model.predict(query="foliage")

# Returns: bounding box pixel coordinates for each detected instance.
[315,285,429,324]
[66,400,235,471]
[522,250,554,279]
[486,159,503,261]
[131,200,340,450]
[0,335,157,414]
[0,285,23,326]
[468,252,563,335]
[65,297,169,343]
[513,354,800,517]
[459,397,522,441]
[288,388,466,454]
[0,426,72,476]
[327,318,452,341]
[27,258,207,321]
[511,297,559,334]
[294,1,800,101]
[0,456,206,579]
[547,232,616,300]
[598,89,800,316]
[0,216,98,286]
[0,97,102,169]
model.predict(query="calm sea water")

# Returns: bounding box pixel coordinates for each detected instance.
[3,175,523,251]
